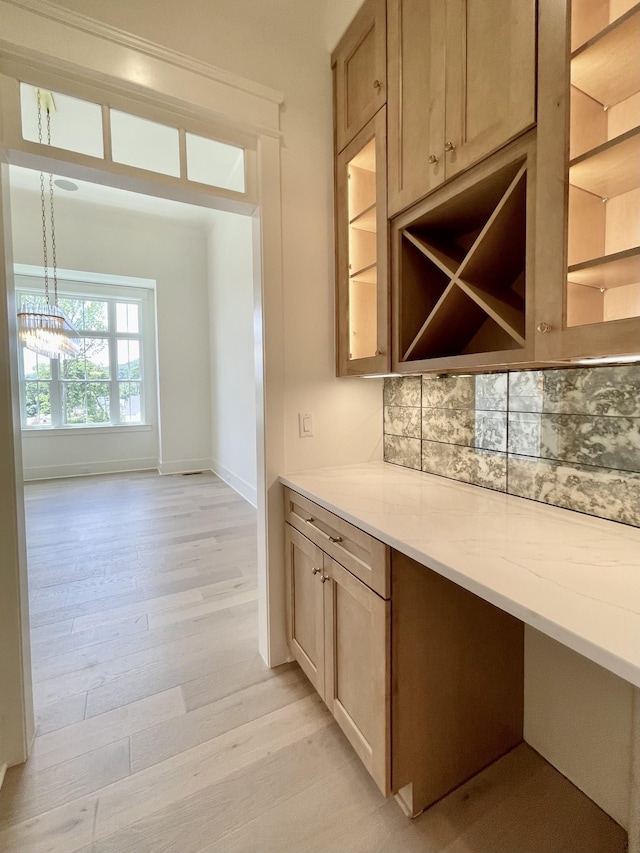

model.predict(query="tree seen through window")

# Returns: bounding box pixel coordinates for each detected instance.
[19,287,146,428]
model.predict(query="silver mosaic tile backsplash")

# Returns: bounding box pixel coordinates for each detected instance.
[383,367,640,527]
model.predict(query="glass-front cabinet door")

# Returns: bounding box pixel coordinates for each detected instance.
[335,108,388,376]
[536,0,640,362]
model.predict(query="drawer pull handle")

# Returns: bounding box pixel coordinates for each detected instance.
[312,567,321,575]
[320,574,330,583]
[303,516,345,546]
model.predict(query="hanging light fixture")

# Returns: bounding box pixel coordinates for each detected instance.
[17,88,79,359]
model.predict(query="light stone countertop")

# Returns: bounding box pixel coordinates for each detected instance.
[280,461,640,688]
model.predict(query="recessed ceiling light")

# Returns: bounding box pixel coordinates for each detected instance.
[53,179,79,192]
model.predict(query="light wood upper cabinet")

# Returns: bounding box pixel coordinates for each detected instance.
[387,0,446,215]
[387,0,536,217]
[332,0,387,153]
[444,0,536,179]
[335,109,389,376]
[391,132,537,373]
[535,0,640,360]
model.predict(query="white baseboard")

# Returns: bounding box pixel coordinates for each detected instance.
[158,458,213,476]
[0,762,7,791]
[23,457,158,481]
[211,459,257,507]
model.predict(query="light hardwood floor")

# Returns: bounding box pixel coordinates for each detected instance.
[0,471,626,853]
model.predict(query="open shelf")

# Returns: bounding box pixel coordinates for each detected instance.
[350,262,377,283]
[570,0,638,50]
[457,278,526,346]
[401,230,461,278]
[568,183,640,266]
[570,87,640,159]
[349,202,376,232]
[395,152,529,365]
[345,131,379,364]
[568,247,640,288]
[566,0,640,332]
[457,166,527,292]
[402,285,521,361]
[569,127,640,198]
[349,279,378,359]
[571,5,640,106]
[567,250,640,326]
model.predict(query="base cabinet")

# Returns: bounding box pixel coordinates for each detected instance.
[284,489,526,814]
[285,522,391,795]
[285,525,326,699]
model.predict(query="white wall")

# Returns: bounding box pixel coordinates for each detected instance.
[325,0,367,50]
[206,211,257,505]
[524,628,634,830]
[9,187,212,477]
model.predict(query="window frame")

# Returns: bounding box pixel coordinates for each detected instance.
[2,75,257,209]
[16,275,154,431]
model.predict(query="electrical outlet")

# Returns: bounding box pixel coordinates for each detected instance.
[298,412,314,437]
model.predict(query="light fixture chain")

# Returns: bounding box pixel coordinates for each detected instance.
[47,108,58,307]
[37,89,50,307]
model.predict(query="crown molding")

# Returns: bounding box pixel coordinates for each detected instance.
[2,0,285,106]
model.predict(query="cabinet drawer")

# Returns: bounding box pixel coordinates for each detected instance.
[284,488,389,599]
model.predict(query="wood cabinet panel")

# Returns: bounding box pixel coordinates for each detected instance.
[284,487,390,598]
[324,557,390,795]
[444,0,536,178]
[285,525,325,699]
[387,0,535,217]
[387,0,445,216]
[392,550,524,818]
[285,514,391,797]
[333,0,386,153]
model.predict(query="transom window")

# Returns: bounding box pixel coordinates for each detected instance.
[18,83,247,194]
[18,284,149,429]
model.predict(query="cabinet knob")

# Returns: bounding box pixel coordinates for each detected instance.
[320,574,330,583]
[305,517,314,523]
[373,79,382,89]
[375,349,384,356]
[444,141,456,152]
[328,535,343,543]
[312,567,321,575]
[428,154,439,165]
[536,322,552,334]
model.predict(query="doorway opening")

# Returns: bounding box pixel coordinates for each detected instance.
[9,161,257,495]
[4,113,257,772]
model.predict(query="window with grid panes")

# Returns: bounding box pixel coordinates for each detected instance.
[18,286,148,428]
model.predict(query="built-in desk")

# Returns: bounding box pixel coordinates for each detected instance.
[280,461,640,850]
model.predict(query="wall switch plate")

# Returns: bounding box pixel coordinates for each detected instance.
[298,412,314,437]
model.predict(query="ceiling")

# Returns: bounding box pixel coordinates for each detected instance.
[9,165,217,227]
